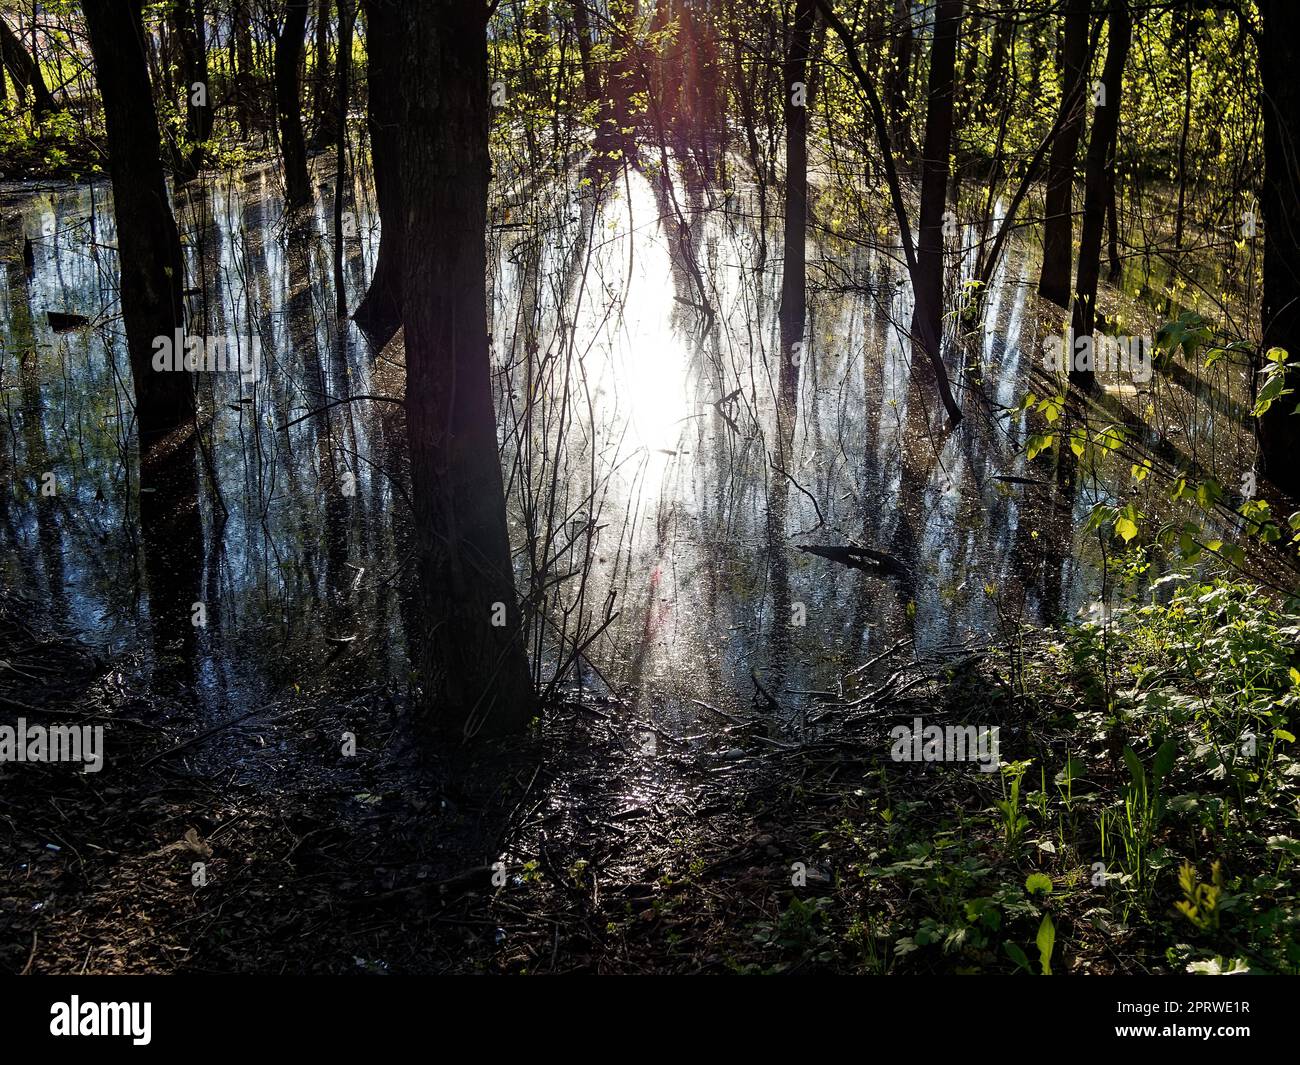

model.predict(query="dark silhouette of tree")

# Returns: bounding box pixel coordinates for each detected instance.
[779,0,816,412]
[0,14,57,121]
[171,0,213,179]
[908,0,963,420]
[1259,0,1300,498]
[395,0,534,737]
[82,0,203,654]
[275,0,312,208]
[352,0,403,342]
[1039,0,1091,308]
[1070,0,1131,389]
[817,0,962,424]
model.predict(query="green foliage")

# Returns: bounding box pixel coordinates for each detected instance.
[756,578,1300,975]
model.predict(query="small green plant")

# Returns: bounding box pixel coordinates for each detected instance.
[995,760,1033,852]
[1175,860,1224,933]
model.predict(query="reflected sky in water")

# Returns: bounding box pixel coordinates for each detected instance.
[0,155,1252,735]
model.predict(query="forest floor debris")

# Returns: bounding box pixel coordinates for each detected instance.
[3,578,1298,973]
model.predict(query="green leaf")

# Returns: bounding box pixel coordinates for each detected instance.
[1025,872,1053,896]
[1036,913,1056,976]
[1026,434,1054,461]
[1003,941,1033,974]
[1123,747,1146,798]
[1152,739,1178,789]
[1195,479,1223,510]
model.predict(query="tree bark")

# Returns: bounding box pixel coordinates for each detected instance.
[82,0,203,642]
[172,0,213,178]
[779,0,816,413]
[1038,0,1090,308]
[352,0,404,342]
[395,0,534,737]
[83,0,195,446]
[275,0,312,209]
[0,15,56,120]
[572,0,601,101]
[231,0,256,138]
[1069,0,1130,388]
[330,0,354,144]
[909,0,962,394]
[1258,0,1300,498]
[312,0,333,142]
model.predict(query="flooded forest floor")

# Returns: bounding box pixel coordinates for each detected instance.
[3,146,1300,974]
[0,584,1076,974]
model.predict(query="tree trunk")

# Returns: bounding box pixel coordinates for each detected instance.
[83,0,195,446]
[1259,0,1300,498]
[779,0,816,413]
[82,0,203,641]
[909,0,962,388]
[1172,17,1194,254]
[0,15,56,120]
[312,0,333,142]
[1069,0,1130,388]
[332,0,353,319]
[172,0,213,178]
[1105,136,1122,282]
[329,0,354,145]
[887,0,912,148]
[572,0,601,101]
[231,0,256,138]
[352,0,403,342]
[275,0,312,209]
[815,0,961,424]
[1038,0,1090,308]
[395,0,534,737]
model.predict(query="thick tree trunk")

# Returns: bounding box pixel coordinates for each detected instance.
[1069,0,1130,388]
[352,0,403,342]
[1259,0,1300,498]
[572,0,601,101]
[0,15,56,120]
[275,0,312,209]
[331,0,354,319]
[779,0,816,412]
[82,0,203,645]
[83,0,196,446]
[909,0,962,387]
[1038,0,1090,308]
[395,0,534,737]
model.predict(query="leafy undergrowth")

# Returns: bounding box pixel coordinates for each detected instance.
[696,577,1300,975]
